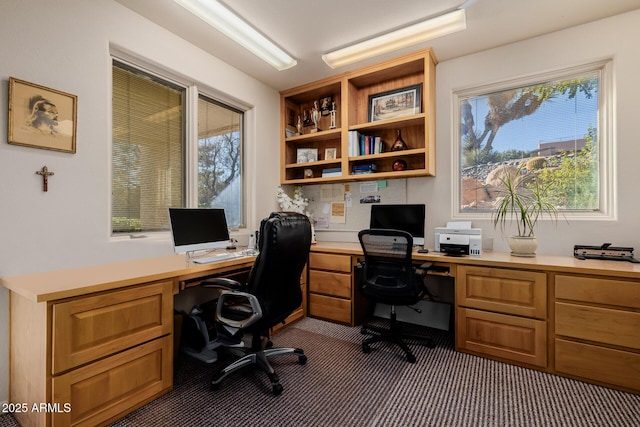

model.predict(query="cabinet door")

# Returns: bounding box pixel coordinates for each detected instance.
[457,266,547,318]
[52,281,173,374]
[457,307,547,367]
[52,336,172,427]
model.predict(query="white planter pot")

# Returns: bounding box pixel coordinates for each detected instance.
[508,236,538,257]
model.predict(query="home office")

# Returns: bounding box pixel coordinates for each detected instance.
[2,1,640,426]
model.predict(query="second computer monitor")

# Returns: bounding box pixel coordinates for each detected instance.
[369,204,426,246]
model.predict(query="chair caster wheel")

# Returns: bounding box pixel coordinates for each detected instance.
[407,354,416,363]
[298,354,307,365]
[360,327,367,335]
[362,343,371,353]
[211,382,221,391]
[272,383,283,395]
[266,340,273,349]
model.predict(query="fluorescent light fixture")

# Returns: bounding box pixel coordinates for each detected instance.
[322,9,466,69]
[173,0,296,71]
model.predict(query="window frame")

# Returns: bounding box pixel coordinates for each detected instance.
[110,52,248,238]
[450,59,614,221]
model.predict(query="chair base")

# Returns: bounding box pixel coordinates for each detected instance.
[212,345,307,395]
[361,311,435,363]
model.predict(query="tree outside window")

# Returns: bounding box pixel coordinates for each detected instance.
[458,68,602,214]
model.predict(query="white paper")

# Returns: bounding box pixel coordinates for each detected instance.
[446,221,472,229]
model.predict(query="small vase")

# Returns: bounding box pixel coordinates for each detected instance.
[391,129,408,151]
[508,236,537,257]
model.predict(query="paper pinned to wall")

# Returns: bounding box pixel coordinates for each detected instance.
[330,202,346,223]
[360,182,378,193]
[320,184,345,201]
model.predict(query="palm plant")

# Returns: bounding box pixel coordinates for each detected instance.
[492,166,559,238]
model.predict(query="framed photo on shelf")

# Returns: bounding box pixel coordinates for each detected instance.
[8,77,77,153]
[319,96,332,116]
[324,148,337,160]
[297,148,318,163]
[368,84,421,122]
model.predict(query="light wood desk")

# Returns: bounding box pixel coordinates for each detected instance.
[1,254,256,427]
[2,246,639,426]
[308,242,640,395]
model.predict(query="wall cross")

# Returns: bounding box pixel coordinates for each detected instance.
[36,165,55,192]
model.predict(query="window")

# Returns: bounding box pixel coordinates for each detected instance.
[197,96,243,227]
[111,60,244,235]
[454,61,610,217]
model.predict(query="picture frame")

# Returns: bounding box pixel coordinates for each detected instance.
[324,147,337,160]
[297,148,318,163]
[368,84,421,122]
[319,96,333,116]
[8,77,77,153]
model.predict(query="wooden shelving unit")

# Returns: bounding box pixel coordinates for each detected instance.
[280,48,437,184]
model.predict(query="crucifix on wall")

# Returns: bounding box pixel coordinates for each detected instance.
[36,165,54,192]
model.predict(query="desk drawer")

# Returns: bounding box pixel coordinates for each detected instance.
[555,275,640,309]
[309,270,351,298]
[52,281,173,374]
[555,338,640,392]
[52,335,172,427]
[309,293,351,324]
[457,266,547,318]
[309,253,352,272]
[456,307,547,367]
[555,302,640,350]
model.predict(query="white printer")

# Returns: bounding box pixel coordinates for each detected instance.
[435,221,482,256]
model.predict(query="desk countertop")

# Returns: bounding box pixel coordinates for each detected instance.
[311,241,640,279]
[4,243,640,303]
[0,254,256,303]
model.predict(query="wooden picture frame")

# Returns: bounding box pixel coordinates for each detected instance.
[296,148,318,163]
[368,84,421,122]
[324,148,337,160]
[8,77,77,153]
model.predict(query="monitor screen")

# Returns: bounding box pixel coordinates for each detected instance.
[369,204,426,246]
[168,208,230,253]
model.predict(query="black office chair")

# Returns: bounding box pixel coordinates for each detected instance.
[357,229,435,363]
[202,212,311,395]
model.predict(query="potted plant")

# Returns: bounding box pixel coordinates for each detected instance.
[491,165,559,256]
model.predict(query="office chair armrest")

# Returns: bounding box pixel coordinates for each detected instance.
[201,277,244,291]
[216,290,263,329]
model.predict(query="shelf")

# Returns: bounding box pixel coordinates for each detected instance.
[280,48,436,185]
[349,114,425,133]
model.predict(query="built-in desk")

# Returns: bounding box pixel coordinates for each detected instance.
[2,247,639,426]
[309,243,640,395]
[1,254,256,427]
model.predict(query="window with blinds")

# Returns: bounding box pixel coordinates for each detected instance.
[112,62,185,234]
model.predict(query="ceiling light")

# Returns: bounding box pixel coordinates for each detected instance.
[322,9,466,69]
[173,0,297,71]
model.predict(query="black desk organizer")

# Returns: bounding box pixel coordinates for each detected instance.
[574,243,640,263]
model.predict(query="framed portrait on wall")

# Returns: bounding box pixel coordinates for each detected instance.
[8,77,77,153]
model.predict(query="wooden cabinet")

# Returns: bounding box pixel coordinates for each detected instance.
[554,274,640,392]
[280,48,436,184]
[307,252,368,325]
[456,265,548,368]
[10,280,174,427]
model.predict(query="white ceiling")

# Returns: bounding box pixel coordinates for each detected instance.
[115,0,640,91]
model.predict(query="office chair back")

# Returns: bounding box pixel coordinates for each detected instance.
[358,228,423,306]
[245,212,311,331]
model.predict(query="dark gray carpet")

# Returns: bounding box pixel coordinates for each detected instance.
[1,317,639,426]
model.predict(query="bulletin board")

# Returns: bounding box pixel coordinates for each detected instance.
[303,179,407,232]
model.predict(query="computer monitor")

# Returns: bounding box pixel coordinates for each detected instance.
[369,204,426,246]
[168,208,230,253]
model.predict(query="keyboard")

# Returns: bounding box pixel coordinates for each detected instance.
[192,252,242,264]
